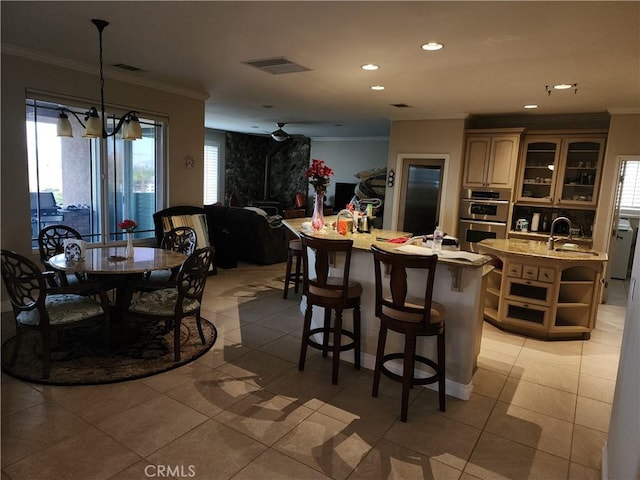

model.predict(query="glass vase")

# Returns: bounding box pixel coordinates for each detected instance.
[311,190,325,231]
[125,232,135,258]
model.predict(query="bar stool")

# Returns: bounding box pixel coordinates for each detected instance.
[283,238,303,299]
[370,245,446,422]
[299,233,362,384]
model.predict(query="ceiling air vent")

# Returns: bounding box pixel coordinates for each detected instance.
[112,63,146,73]
[390,103,412,108]
[243,57,311,75]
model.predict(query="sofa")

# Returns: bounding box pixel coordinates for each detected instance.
[153,205,289,268]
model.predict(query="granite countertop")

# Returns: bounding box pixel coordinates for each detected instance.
[283,216,491,268]
[476,238,608,261]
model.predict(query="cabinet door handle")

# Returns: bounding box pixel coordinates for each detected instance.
[525,281,532,285]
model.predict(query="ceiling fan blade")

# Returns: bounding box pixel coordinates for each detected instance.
[271,122,290,141]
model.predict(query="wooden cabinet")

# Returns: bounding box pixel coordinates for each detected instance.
[483,256,603,340]
[555,266,600,335]
[517,134,606,207]
[556,138,605,206]
[463,129,523,189]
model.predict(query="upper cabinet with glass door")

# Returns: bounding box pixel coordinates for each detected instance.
[517,138,561,204]
[556,137,606,206]
[517,135,606,207]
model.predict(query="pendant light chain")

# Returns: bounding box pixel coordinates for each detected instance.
[98,22,106,136]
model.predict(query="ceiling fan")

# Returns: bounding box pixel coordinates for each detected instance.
[271,123,290,142]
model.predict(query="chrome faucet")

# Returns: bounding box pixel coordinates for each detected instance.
[547,216,572,250]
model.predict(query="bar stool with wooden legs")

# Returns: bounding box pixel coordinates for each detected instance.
[298,233,362,384]
[283,238,303,299]
[370,245,446,422]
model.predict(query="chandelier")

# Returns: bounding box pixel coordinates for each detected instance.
[56,19,142,140]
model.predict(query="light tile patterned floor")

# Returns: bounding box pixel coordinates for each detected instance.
[1,264,628,480]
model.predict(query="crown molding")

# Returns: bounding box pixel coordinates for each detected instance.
[392,113,470,121]
[2,44,210,101]
[608,108,640,115]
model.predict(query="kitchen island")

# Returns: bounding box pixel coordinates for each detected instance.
[475,238,607,340]
[283,216,493,400]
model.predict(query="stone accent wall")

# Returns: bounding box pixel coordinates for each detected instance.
[225,132,310,210]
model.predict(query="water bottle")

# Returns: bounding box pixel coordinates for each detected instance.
[433,225,443,254]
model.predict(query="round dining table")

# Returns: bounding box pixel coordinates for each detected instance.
[49,246,186,276]
[49,246,187,343]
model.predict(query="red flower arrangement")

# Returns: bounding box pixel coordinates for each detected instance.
[304,159,334,192]
[118,219,137,233]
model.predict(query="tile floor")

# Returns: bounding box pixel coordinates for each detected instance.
[1,265,628,480]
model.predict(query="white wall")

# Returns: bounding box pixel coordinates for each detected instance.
[309,138,389,208]
[384,118,466,234]
[594,114,640,254]
[604,238,640,480]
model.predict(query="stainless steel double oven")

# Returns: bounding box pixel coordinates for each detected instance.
[458,188,511,251]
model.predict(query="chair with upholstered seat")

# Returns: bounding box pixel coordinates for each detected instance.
[370,245,446,422]
[38,224,85,287]
[143,226,197,288]
[126,246,215,361]
[283,238,303,299]
[298,233,362,384]
[1,249,111,379]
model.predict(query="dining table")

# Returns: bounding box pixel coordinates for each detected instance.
[49,246,187,346]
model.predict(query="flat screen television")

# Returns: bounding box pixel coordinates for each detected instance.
[333,182,357,213]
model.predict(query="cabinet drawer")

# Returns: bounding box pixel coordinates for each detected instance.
[506,263,523,278]
[506,278,552,305]
[504,300,549,329]
[522,266,539,280]
[538,267,555,283]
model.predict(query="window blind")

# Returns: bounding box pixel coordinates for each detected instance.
[203,143,219,204]
[620,160,640,209]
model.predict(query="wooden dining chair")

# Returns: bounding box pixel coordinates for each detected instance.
[298,233,362,384]
[370,245,447,422]
[37,224,85,287]
[126,246,215,361]
[143,226,198,287]
[0,249,111,379]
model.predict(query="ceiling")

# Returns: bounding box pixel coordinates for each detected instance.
[2,1,639,139]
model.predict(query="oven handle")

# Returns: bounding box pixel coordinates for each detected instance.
[460,198,510,204]
[459,219,507,227]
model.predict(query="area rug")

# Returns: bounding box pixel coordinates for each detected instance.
[1,316,217,386]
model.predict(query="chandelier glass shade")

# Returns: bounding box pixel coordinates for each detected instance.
[56,19,142,140]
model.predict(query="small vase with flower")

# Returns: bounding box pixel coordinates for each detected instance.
[304,159,334,231]
[118,219,138,258]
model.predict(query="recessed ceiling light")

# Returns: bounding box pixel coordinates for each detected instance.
[545,83,578,95]
[370,85,385,91]
[421,42,444,51]
[524,104,538,109]
[361,64,379,71]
